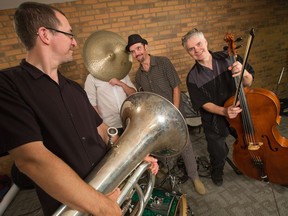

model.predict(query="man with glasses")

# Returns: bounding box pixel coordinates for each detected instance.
[0,2,158,215]
[181,29,254,186]
[126,34,206,195]
[44,27,75,39]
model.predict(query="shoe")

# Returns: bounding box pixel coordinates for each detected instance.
[193,178,206,195]
[211,169,223,186]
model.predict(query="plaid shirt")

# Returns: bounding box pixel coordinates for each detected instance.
[135,55,185,114]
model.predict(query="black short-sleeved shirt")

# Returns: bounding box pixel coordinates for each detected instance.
[186,51,254,135]
[0,59,108,215]
[135,55,185,115]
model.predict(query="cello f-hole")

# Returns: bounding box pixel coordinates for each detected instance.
[261,134,278,152]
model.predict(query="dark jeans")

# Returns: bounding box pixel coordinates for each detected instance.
[204,129,229,172]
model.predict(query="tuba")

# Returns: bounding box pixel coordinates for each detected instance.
[53,92,188,215]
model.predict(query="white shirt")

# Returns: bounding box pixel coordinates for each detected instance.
[84,74,136,128]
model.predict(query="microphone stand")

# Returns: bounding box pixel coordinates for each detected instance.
[275,67,288,116]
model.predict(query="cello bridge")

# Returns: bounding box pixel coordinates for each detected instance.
[248,142,263,151]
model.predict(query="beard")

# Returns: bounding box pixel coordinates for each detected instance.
[136,54,144,63]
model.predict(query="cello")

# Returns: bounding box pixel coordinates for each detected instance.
[224,29,288,185]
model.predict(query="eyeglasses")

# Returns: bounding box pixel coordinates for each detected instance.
[45,27,74,39]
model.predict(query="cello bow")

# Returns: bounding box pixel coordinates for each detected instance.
[224,28,255,106]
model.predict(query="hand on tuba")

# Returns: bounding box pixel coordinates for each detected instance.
[143,154,159,175]
[106,187,121,202]
[101,189,122,216]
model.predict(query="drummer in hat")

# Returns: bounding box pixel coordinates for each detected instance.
[126,34,206,195]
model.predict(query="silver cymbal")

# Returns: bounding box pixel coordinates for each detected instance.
[83,30,132,82]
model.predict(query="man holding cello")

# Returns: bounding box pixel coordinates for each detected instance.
[181,28,254,186]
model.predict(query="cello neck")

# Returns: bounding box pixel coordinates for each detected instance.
[224,30,255,136]
[233,29,255,106]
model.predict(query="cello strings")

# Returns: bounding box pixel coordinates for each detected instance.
[238,83,259,166]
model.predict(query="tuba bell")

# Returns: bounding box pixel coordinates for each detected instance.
[53,92,188,215]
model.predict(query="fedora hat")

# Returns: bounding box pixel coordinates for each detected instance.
[125,34,148,52]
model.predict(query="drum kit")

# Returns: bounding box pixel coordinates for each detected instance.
[83,30,192,216]
[126,187,188,216]
[120,156,191,216]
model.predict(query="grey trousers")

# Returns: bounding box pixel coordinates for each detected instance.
[181,135,199,180]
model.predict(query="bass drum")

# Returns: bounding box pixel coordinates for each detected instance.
[129,187,188,216]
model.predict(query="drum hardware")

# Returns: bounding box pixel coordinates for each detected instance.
[196,156,211,178]
[196,155,243,177]
[176,157,189,183]
[128,187,190,216]
[156,156,187,194]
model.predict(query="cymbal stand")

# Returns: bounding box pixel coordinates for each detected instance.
[157,156,181,193]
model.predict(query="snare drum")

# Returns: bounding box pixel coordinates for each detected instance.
[130,187,188,216]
